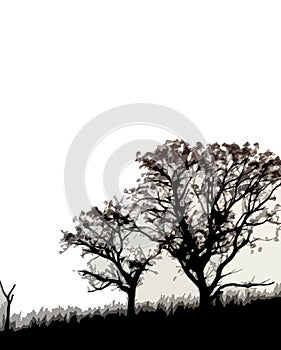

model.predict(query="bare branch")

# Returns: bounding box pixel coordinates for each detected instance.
[212,280,274,300]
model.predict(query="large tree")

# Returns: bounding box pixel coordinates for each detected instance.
[133,140,281,308]
[61,198,159,317]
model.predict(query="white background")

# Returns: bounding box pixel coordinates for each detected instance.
[1,1,281,315]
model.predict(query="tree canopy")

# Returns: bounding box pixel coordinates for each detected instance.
[133,140,281,307]
[62,140,281,310]
[61,197,160,316]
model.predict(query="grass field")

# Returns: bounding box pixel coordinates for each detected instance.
[1,295,280,347]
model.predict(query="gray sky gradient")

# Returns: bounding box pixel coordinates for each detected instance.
[1,1,281,317]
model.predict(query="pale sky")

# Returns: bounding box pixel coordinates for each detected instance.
[1,1,281,316]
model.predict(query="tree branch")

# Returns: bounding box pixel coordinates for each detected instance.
[211,280,274,300]
[0,281,16,301]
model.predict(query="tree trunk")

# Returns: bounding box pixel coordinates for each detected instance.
[199,286,212,311]
[0,281,15,332]
[127,287,136,318]
[4,301,11,332]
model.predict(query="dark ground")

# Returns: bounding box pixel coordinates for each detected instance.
[1,297,280,347]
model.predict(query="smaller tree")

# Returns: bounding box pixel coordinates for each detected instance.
[0,280,16,332]
[61,198,160,317]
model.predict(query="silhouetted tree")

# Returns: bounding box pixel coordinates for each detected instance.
[133,141,281,309]
[61,198,160,317]
[0,280,16,331]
